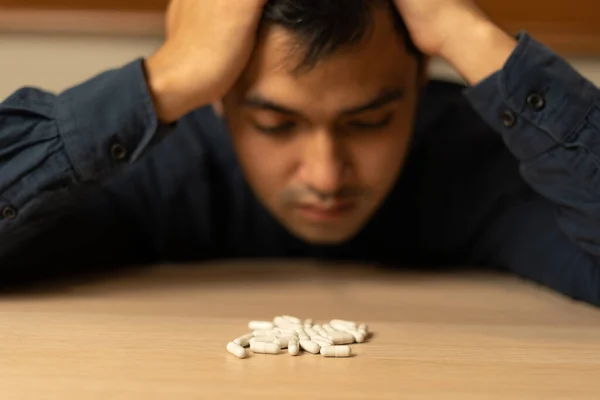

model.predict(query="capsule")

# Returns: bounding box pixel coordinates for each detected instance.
[320,345,352,358]
[304,327,320,338]
[310,335,333,345]
[344,329,366,343]
[226,342,247,359]
[312,339,333,348]
[274,316,297,327]
[303,318,313,327]
[330,324,365,343]
[288,339,300,356]
[282,315,302,324]
[322,324,338,334]
[330,321,352,331]
[299,339,320,354]
[328,331,355,345]
[357,324,368,336]
[248,321,275,330]
[250,342,281,355]
[233,333,254,347]
[330,319,357,329]
[253,329,280,336]
[296,328,310,340]
[313,324,329,337]
[274,335,296,349]
[277,328,300,336]
[249,335,278,346]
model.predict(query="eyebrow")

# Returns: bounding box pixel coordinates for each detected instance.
[242,88,405,117]
[242,96,299,116]
[341,89,405,115]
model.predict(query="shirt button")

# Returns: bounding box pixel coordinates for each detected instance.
[526,93,546,111]
[501,110,517,128]
[2,205,17,220]
[110,142,128,162]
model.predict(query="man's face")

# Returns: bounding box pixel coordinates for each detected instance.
[223,8,421,244]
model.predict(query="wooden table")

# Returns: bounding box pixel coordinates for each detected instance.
[1,261,599,399]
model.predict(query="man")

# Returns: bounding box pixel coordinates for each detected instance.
[0,0,599,306]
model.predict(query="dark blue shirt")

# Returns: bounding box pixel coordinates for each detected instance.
[1,32,599,306]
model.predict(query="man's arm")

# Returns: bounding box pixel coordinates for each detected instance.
[0,0,268,280]
[395,0,600,304]
[462,33,600,305]
[0,60,167,262]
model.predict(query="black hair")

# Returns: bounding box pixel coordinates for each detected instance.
[262,0,422,70]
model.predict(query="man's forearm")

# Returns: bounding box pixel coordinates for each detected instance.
[438,10,517,85]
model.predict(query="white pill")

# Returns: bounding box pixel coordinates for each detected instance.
[277,328,300,336]
[357,324,368,335]
[273,316,296,327]
[296,328,310,340]
[313,339,333,347]
[330,323,366,343]
[311,335,333,345]
[322,324,338,334]
[344,329,366,343]
[233,333,254,347]
[328,331,355,345]
[282,315,302,324]
[304,318,313,327]
[288,339,300,356]
[320,345,352,358]
[274,335,296,349]
[250,335,278,346]
[226,342,247,359]
[299,339,320,354]
[304,327,320,338]
[329,322,348,331]
[250,342,281,354]
[330,319,357,329]
[313,324,329,336]
[253,329,280,336]
[248,321,275,330]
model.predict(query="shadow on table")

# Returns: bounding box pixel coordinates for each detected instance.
[0,258,488,298]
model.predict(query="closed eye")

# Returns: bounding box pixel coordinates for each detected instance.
[253,121,296,134]
[346,114,393,130]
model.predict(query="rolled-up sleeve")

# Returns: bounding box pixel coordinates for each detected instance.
[463,31,600,304]
[464,32,598,162]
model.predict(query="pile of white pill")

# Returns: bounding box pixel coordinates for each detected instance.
[226,316,369,359]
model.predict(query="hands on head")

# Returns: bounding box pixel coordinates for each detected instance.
[393,0,517,84]
[145,0,507,124]
[145,0,268,123]
[141,0,515,246]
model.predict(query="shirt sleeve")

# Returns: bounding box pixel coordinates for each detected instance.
[463,31,600,305]
[0,59,171,261]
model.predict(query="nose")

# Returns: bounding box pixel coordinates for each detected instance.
[299,130,345,196]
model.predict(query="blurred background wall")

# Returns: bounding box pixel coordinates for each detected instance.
[0,33,162,98]
[1,0,600,98]
[2,32,600,99]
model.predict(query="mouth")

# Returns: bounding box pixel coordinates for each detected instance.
[296,201,356,222]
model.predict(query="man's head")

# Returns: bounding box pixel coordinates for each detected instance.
[222,0,425,244]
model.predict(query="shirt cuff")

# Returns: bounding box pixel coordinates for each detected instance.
[463,31,598,161]
[55,58,170,182]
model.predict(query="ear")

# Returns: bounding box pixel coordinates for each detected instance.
[212,100,224,117]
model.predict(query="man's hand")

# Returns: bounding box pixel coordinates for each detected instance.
[145,0,267,123]
[393,0,518,85]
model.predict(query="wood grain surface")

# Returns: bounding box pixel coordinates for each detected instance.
[1,261,599,399]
